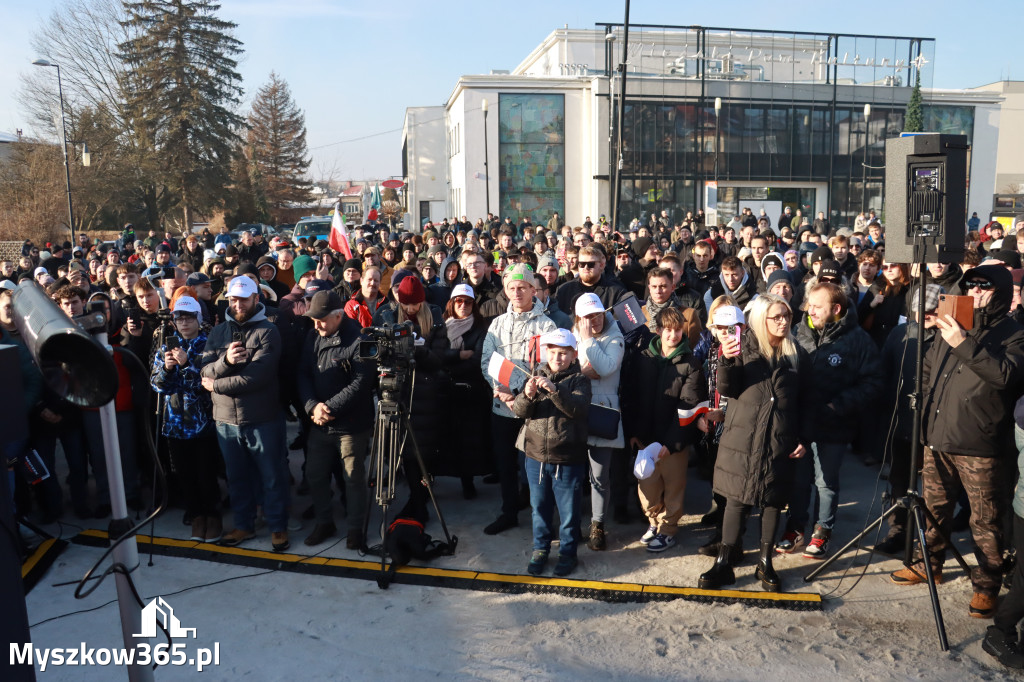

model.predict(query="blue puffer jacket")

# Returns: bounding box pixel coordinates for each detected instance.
[152,332,213,439]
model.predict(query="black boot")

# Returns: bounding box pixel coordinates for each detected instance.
[756,541,781,592]
[698,543,736,590]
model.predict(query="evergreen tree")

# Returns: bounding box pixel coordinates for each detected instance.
[247,72,311,219]
[119,0,244,230]
[904,71,924,133]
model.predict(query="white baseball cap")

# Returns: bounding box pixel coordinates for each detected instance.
[712,305,745,327]
[574,292,605,317]
[449,283,474,300]
[540,328,577,350]
[172,295,202,320]
[34,266,48,277]
[226,275,258,299]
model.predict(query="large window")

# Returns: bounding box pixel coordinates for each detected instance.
[498,94,565,226]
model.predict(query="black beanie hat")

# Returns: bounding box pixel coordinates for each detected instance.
[632,236,654,259]
[765,269,792,291]
[809,245,834,267]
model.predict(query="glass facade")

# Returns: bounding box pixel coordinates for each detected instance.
[596,24,938,227]
[498,93,565,226]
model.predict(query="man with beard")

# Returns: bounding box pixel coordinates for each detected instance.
[555,245,630,313]
[201,275,289,552]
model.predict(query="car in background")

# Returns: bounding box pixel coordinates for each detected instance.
[232,223,274,241]
[290,216,332,245]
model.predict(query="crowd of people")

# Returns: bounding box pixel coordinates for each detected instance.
[5,207,1024,669]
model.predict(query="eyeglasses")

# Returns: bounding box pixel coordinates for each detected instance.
[768,313,792,323]
[578,261,598,269]
[966,280,994,291]
[882,263,901,270]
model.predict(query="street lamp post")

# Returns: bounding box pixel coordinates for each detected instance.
[862,102,871,216]
[33,58,76,244]
[481,98,490,218]
[714,97,722,184]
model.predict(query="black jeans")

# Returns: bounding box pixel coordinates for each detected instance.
[491,414,525,519]
[167,435,221,519]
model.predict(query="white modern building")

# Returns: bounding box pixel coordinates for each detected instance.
[404,25,1004,229]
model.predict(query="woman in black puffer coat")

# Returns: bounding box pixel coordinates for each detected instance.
[437,284,493,498]
[699,293,810,592]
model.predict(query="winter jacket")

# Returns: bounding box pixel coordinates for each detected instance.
[512,361,591,466]
[922,265,1024,457]
[199,303,282,426]
[555,273,631,317]
[344,291,386,329]
[622,336,707,452]
[480,300,556,417]
[296,314,374,436]
[713,333,809,508]
[794,305,883,445]
[684,261,719,297]
[151,332,213,439]
[881,321,936,444]
[575,312,625,448]
[858,280,909,349]
[702,269,759,314]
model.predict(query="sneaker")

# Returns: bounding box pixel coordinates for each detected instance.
[982,625,1024,669]
[890,562,944,586]
[646,534,676,553]
[970,591,998,619]
[802,535,829,559]
[219,528,255,547]
[553,554,578,577]
[527,550,549,576]
[288,518,303,532]
[640,525,658,544]
[271,531,290,552]
[776,530,804,554]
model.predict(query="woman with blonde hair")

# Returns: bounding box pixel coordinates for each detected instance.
[698,293,808,591]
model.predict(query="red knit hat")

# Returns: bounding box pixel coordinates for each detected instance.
[396,275,425,304]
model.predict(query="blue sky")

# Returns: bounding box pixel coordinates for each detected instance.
[1,0,1017,182]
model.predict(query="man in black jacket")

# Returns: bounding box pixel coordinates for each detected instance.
[891,265,1024,618]
[555,245,630,314]
[780,282,882,558]
[296,290,374,549]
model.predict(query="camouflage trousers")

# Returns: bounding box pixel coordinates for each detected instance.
[922,447,1010,595]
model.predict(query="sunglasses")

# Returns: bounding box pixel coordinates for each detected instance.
[578,261,598,269]
[965,280,994,290]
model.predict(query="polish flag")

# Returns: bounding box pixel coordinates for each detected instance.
[678,401,711,426]
[487,353,518,387]
[329,203,353,259]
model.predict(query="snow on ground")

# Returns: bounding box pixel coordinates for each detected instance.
[18,439,1018,681]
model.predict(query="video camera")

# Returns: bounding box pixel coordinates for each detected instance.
[359,321,415,395]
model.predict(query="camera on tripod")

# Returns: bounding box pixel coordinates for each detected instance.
[359,321,415,395]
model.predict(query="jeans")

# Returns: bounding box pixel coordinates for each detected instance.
[588,446,613,523]
[524,458,585,558]
[787,441,846,532]
[216,418,289,533]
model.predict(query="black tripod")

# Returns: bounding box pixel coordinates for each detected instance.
[362,369,456,589]
[804,249,968,651]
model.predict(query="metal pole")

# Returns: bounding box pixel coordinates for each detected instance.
[95,332,153,682]
[482,105,490,218]
[610,0,630,233]
[55,64,76,244]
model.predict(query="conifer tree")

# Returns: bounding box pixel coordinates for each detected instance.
[247,72,311,219]
[119,0,244,229]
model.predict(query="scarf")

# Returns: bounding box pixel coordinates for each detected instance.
[445,315,475,350]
